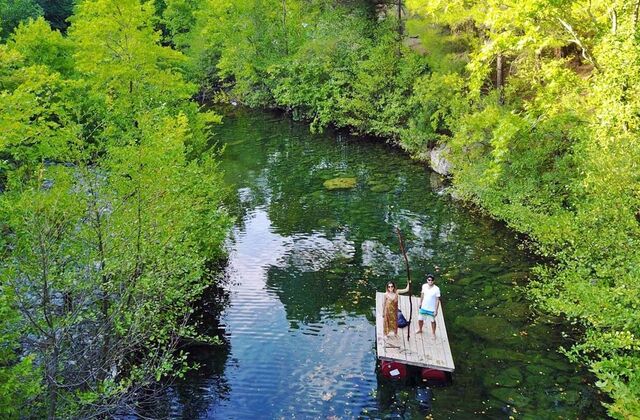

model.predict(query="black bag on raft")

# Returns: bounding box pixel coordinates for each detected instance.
[397,310,408,328]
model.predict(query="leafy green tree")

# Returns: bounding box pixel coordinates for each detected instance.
[9,17,74,76]
[404,1,640,416]
[160,0,200,48]
[0,0,43,39]
[0,287,41,418]
[36,0,76,31]
[0,2,231,417]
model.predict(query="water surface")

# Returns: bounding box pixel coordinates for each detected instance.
[168,108,604,418]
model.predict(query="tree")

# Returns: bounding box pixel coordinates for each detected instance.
[0,0,42,39]
[0,2,231,416]
[36,0,76,31]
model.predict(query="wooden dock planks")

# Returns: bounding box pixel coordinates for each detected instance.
[375,292,455,372]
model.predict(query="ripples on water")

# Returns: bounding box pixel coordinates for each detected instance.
[210,208,379,419]
[158,108,606,419]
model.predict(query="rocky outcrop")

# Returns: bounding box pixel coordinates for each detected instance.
[429,144,453,176]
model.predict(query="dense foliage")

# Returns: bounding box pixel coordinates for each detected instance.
[168,0,639,416]
[0,0,75,38]
[0,1,230,417]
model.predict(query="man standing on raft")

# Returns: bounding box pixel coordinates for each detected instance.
[416,274,440,338]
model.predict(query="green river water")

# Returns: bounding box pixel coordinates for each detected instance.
[162,108,606,419]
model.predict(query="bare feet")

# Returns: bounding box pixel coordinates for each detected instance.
[415,329,422,334]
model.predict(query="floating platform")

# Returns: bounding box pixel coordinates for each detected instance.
[375,292,455,372]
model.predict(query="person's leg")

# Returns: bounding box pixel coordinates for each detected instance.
[431,319,437,337]
[416,319,424,333]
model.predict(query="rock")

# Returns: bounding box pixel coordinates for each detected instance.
[525,363,555,376]
[484,367,523,388]
[559,389,581,404]
[429,172,447,193]
[318,218,339,229]
[489,388,531,408]
[455,315,519,342]
[370,183,392,193]
[430,144,453,176]
[482,297,499,307]
[484,348,527,362]
[415,387,433,410]
[523,353,574,376]
[494,271,529,284]
[488,301,531,320]
[487,265,503,274]
[323,177,357,190]
[448,187,463,201]
[457,272,485,286]
[483,284,494,296]
[480,254,502,264]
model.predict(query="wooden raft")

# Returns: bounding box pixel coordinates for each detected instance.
[375,292,455,372]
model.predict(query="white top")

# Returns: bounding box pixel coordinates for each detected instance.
[420,284,441,312]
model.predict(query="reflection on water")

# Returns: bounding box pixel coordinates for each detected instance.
[166,108,605,418]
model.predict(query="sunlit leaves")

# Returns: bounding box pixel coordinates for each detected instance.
[0,2,230,416]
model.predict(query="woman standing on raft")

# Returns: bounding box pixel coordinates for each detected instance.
[382,280,410,338]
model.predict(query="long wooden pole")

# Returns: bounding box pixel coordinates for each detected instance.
[395,227,412,340]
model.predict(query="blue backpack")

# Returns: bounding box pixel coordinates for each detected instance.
[397,310,408,328]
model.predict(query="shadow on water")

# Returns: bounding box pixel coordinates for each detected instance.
[158,107,607,418]
[132,266,233,419]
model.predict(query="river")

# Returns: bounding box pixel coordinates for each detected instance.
[160,108,605,418]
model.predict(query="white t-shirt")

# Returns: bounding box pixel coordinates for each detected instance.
[420,284,441,312]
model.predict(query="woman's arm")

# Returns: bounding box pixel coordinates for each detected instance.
[396,280,411,294]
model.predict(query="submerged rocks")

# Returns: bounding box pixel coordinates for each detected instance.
[455,315,519,342]
[488,301,531,320]
[484,367,523,388]
[489,388,531,408]
[484,348,528,362]
[323,177,357,190]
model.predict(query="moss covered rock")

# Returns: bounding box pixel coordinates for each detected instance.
[323,177,357,190]
[484,348,528,362]
[489,388,531,408]
[489,301,531,320]
[370,183,391,193]
[455,315,519,342]
[484,367,523,388]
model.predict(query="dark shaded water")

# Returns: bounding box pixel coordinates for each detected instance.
[164,108,605,418]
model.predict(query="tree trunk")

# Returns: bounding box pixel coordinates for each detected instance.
[46,337,59,419]
[397,0,403,56]
[282,0,288,55]
[89,185,111,382]
[610,8,617,34]
[497,53,504,104]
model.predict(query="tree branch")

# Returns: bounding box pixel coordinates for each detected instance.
[557,18,600,71]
